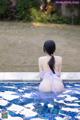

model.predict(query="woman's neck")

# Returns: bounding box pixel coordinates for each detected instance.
[46,53,55,57]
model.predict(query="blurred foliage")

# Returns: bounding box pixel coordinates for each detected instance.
[16,0,40,21]
[0,0,9,19]
[30,8,80,24]
[0,0,80,24]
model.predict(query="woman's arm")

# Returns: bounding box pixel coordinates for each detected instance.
[38,57,43,79]
[57,57,62,77]
[38,57,43,72]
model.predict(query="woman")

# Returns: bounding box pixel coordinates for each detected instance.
[38,40,64,93]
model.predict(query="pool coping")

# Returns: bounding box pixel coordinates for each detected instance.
[0,72,80,81]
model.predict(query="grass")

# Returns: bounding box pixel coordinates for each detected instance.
[0,21,80,72]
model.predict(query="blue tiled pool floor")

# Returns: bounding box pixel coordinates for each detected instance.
[0,82,80,120]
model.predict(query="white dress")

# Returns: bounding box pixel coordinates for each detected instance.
[39,71,64,93]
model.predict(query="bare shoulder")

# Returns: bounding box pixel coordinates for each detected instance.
[38,56,45,62]
[55,56,62,60]
[55,56,62,63]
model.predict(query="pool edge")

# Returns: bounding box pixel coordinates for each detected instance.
[0,72,80,81]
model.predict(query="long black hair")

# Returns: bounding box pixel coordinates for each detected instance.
[43,40,56,73]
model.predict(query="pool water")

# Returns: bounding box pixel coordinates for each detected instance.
[0,82,80,120]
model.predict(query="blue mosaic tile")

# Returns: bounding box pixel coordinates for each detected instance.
[0,82,80,120]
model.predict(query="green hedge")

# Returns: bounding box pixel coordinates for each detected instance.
[30,8,80,24]
[15,0,41,21]
[0,0,80,24]
[0,0,9,19]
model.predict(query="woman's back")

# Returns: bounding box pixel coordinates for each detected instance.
[39,55,62,74]
[38,40,64,92]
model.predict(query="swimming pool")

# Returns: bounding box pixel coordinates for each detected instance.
[0,81,80,120]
